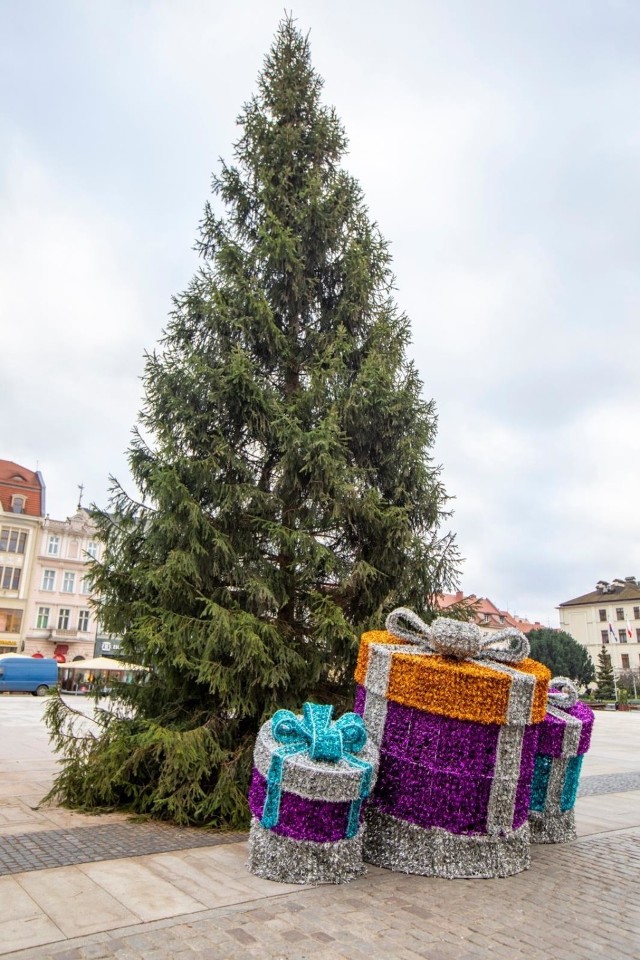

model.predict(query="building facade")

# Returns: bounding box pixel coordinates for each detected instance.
[558,577,640,674]
[0,460,46,652]
[23,508,100,661]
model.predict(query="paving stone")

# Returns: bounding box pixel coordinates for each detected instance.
[578,771,640,796]
[0,823,246,877]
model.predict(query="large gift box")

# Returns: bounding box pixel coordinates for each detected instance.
[247,702,379,884]
[354,608,551,878]
[529,677,594,843]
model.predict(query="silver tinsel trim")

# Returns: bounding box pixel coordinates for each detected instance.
[363,808,531,879]
[253,721,379,803]
[486,723,526,834]
[247,818,367,884]
[529,809,577,844]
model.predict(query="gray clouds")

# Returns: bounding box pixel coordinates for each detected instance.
[2,0,639,625]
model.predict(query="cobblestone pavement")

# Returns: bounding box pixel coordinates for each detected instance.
[0,771,634,877]
[577,770,640,797]
[2,701,638,958]
[0,824,246,877]
[5,828,639,960]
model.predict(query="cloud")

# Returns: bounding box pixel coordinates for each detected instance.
[2,0,640,628]
[0,140,148,514]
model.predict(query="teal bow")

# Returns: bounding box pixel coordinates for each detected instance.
[261,702,372,839]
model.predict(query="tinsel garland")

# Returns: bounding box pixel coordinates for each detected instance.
[529,678,594,843]
[248,818,367,884]
[363,808,531,879]
[354,610,550,878]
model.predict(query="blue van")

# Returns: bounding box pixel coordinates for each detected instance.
[0,655,59,695]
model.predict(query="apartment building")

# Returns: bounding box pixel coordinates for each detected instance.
[558,577,640,674]
[23,507,100,661]
[0,459,46,652]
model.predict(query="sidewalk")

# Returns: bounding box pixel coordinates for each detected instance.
[1,700,639,959]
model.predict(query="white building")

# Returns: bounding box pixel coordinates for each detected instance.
[23,508,101,662]
[558,577,640,675]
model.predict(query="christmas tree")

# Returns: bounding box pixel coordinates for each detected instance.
[595,645,615,700]
[45,17,459,826]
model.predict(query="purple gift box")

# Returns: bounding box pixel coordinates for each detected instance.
[246,706,379,884]
[356,687,539,835]
[248,769,353,842]
[529,682,595,843]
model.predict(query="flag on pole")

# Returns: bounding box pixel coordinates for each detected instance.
[608,622,617,642]
[626,620,633,641]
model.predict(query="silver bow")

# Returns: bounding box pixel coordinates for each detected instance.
[385,607,530,663]
[547,676,579,710]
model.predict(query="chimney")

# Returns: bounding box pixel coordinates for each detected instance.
[455,591,463,601]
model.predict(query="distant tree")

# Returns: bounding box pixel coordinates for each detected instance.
[617,669,639,698]
[44,17,459,827]
[527,628,595,686]
[595,645,615,700]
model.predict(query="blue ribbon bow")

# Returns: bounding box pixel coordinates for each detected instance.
[260,702,372,839]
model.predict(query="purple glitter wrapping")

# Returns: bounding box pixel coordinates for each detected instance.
[537,701,595,757]
[354,684,366,717]
[248,769,353,842]
[356,690,540,834]
[370,703,498,834]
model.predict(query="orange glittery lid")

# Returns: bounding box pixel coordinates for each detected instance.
[355,630,551,725]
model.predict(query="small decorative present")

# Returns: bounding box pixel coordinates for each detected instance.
[247,702,379,884]
[529,677,594,843]
[354,608,551,879]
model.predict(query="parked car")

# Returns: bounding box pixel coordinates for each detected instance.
[0,655,58,695]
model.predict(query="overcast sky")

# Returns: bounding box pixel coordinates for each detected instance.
[2,1,639,626]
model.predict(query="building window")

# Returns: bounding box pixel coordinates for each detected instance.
[601,630,609,644]
[86,541,99,560]
[62,572,76,593]
[81,575,91,595]
[616,607,624,620]
[10,496,26,514]
[634,607,640,620]
[0,566,21,590]
[42,569,56,591]
[78,609,90,632]
[47,535,60,556]
[636,629,640,642]
[621,654,630,669]
[57,608,70,630]
[36,607,50,629]
[0,528,27,553]
[619,629,628,644]
[598,609,607,621]
[0,608,22,633]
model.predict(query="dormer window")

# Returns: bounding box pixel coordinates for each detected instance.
[10,496,26,514]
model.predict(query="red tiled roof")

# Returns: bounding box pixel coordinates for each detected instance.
[436,592,541,633]
[0,459,45,517]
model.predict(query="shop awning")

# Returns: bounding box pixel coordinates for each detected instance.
[58,656,148,672]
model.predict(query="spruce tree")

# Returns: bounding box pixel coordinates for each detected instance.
[595,645,615,700]
[45,17,459,826]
